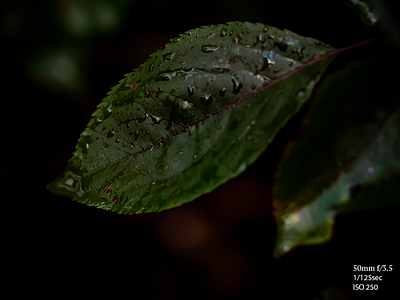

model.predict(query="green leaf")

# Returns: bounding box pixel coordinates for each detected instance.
[47,21,336,214]
[345,0,379,27]
[346,0,400,51]
[273,57,400,257]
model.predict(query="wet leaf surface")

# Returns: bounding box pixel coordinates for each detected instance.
[273,56,400,257]
[48,21,336,214]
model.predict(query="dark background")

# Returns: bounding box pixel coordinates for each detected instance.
[1,0,398,299]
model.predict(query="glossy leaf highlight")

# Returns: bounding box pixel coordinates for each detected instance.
[48,22,336,214]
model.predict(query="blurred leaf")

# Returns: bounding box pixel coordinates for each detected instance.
[346,0,400,51]
[273,57,400,257]
[345,0,379,27]
[56,0,137,38]
[27,47,86,96]
[48,21,336,214]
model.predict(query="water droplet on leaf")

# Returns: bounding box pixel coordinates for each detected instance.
[231,78,243,94]
[200,94,213,105]
[220,28,227,37]
[201,45,220,53]
[151,115,162,123]
[162,52,175,62]
[219,87,227,97]
[297,88,306,98]
[187,85,194,96]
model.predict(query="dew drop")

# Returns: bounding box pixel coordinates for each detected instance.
[251,84,256,90]
[297,88,306,98]
[219,87,227,97]
[315,40,321,45]
[145,92,150,98]
[220,28,227,37]
[134,130,139,140]
[131,142,134,148]
[292,47,304,60]
[298,47,304,60]
[107,104,113,113]
[86,143,89,149]
[231,78,243,94]
[156,71,176,81]
[162,52,175,62]
[151,115,162,123]
[193,154,197,159]
[182,100,193,110]
[200,94,213,105]
[263,25,268,32]
[201,44,220,53]
[116,138,120,143]
[187,85,194,96]
[253,33,263,46]
[261,57,274,71]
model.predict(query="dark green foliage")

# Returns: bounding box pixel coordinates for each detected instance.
[48,22,335,214]
[273,57,400,256]
[47,2,400,258]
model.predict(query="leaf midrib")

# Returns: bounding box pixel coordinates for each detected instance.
[88,48,342,178]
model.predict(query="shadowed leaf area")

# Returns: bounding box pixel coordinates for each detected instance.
[47,21,336,214]
[274,54,400,257]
